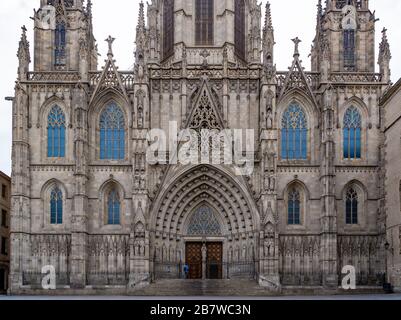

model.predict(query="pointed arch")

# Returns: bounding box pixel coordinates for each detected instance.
[283,180,309,226]
[99,180,125,226]
[341,180,367,227]
[50,186,63,225]
[99,101,126,160]
[47,105,66,158]
[343,106,362,159]
[185,204,222,236]
[41,179,68,227]
[281,103,308,160]
[54,1,67,67]
[150,165,260,237]
[278,90,318,162]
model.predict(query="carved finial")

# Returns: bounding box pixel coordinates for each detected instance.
[17,25,30,63]
[105,35,115,57]
[292,37,302,58]
[264,2,273,31]
[137,0,146,31]
[379,27,391,61]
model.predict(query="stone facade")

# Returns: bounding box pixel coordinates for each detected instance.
[0,171,11,293]
[381,78,401,291]
[9,0,396,294]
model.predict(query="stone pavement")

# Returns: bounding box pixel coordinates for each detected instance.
[0,279,400,299]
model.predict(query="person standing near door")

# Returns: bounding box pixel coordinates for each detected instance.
[183,263,189,279]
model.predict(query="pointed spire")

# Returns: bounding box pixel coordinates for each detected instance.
[137,0,146,34]
[316,0,322,29]
[17,25,30,63]
[379,27,391,62]
[378,27,391,83]
[264,2,273,32]
[17,25,30,80]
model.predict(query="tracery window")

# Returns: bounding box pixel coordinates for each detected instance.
[343,106,362,159]
[343,29,355,69]
[107,189,121,225]
[345,188,358,224]
[187,206,221,236]
[288,188,301,225]
[281,103,308,160]
[195,0,214,45]
[235,0,246,60]
[100,102,125,160]
[55,21,66,66]
[163,0,175,59]
[50,187,63,225]
[47,105,66,158]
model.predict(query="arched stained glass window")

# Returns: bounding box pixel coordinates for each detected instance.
[187,206,221,236]
[50,187,63,225]
[47,105,66,158]
[343,106,362,159]
[195,0,214,45]
[281,103,308,160]
[346,188,358,224]
[163,0,175,59]
[55,21,66,66]
[107,189,121,225]
[288,188,301,225]
[235,0,246,60]
[100,103,125,160]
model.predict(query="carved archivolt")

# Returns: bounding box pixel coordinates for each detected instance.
[151,165,259,237]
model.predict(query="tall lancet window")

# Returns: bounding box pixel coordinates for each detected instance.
[345,188,358,225]
[163,0,175,59]
[107,189,121,225]
[281,103,308,160]
[100,103,125,160]
[55,20,66,66]
[343,106,362,160]
[47,105,66,158]
[235,0,246,60]
[195,0,214,45]
[288,188,301,225]
[343,29,355,69]
[50,187,63,225]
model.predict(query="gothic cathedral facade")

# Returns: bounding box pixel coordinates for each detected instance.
[10,0,394,294]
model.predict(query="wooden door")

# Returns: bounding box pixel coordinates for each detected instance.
[185,242,202,279]
[207,242,223,279]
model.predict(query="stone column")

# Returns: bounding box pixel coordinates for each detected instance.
[70,85,89,289]
[320,88,338,288]
[202,243,207,280]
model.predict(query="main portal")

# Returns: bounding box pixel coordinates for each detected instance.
[185,242,223,279]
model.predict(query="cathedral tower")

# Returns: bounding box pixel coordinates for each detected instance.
[311,0,376,73]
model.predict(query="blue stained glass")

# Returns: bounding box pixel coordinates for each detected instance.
[288,189,301,225]
[48,105,66,158]
[107,189,121,225]
[346,188,358,225]
[50,187,63,225]
[343,106,362,160]
[281,103,308,160]
[100,103,125,160]
[55,22,66,66]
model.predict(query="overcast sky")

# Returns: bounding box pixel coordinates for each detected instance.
[0,0,400,176]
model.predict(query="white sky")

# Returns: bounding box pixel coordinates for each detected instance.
[0,0,400,176]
